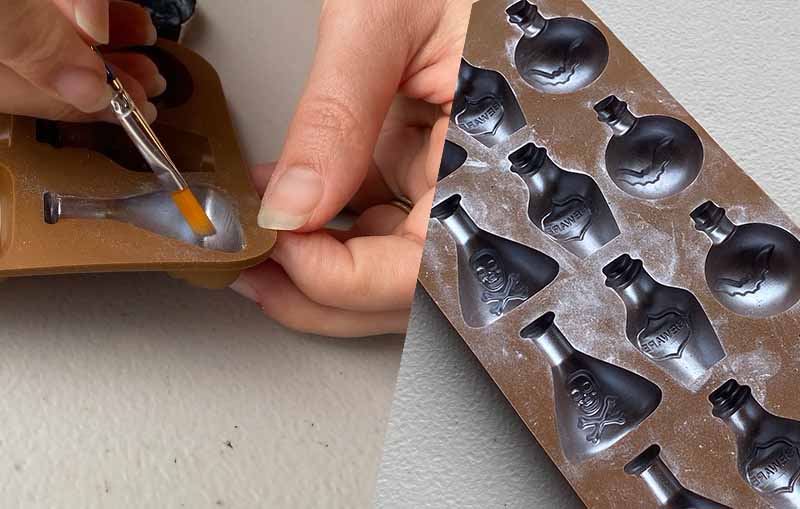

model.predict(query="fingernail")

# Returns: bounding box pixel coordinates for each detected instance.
[144,20,159,46]
[53,68,113,113]
[74,0,110,44]
[258,167,324,230]
[141,102,158,124]
[147,74,168,97]
[230,276,258,303]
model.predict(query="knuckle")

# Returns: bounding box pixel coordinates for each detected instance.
[301,92,363,147]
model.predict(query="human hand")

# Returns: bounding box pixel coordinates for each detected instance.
[0,0,167,123]
[231,0,473,337]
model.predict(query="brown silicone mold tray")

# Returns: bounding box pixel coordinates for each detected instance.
[0,40,275,289]
[422,1,800,507]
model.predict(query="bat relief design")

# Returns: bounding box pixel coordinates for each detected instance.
[617,137,675,187]
[470,249,529,317]
[525,40,583,86]
[568,371,627,444]
[714,245,775,297]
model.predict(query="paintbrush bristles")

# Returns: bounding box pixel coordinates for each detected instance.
[171,188,216,237]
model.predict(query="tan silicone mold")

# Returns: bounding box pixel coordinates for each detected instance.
[421,1,800,507]
[0,40,275,289]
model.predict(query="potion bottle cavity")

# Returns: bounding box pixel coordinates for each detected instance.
[692,201,800,318]
[453,59,527,148]
[710,380,800,508]
[595,96,704,200]
[508,142,619,259]
[43,185,242,253]
[506,0,608,94]
[521,312,662,462]
[625,444,731,509]
[431,195,559,328]
[603,254,725,389]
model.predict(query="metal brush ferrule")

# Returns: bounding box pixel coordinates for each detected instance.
[107,76,188,192]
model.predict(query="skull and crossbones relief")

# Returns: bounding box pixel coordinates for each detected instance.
[471,249,529,316]
[568,371,627,444]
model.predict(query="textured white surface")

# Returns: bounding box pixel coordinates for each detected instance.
[377,1,800,508]
[0,2,403,508]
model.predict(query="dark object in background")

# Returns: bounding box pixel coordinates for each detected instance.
[131,0,197,41]
[709,380,800,509]
[625,444,732,508]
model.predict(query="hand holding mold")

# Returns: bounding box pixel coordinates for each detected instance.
[231,0,475,337]
[0,0,165,123]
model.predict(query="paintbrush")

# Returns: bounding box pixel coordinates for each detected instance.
[104,65,216,238]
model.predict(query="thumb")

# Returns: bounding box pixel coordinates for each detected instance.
[0,0,111,113]
[257,1,410,232]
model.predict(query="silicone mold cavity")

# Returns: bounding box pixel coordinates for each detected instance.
[431,194,559,328]
[596,96,704,200]
[692,201,800,318]
[506,1,609,94]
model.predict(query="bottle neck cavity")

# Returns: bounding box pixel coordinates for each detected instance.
[439,207,481,246]
[725,397,769,437]
[531,324,576,366]
[509,144,561,195]
[44,193,116,224]
[691,202,736,245]
[604,256,659,308]
[595,96,638,136]
[506,1,547,38]
[639,459,685,506]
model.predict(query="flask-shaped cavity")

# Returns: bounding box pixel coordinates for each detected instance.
[438,140,468,181]
[521,312,662,462]
[709,380,800,508]
[692,201,800,318]
[431,195,559,328]
[603,254,725,389]
[506,0,608,94]
[595,96,704,200]
[509,142,619,258]
[625,444,732,508]
[453,59,527,148]
[43,185,244,253]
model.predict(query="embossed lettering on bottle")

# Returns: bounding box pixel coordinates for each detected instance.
[456,96,504,137]
[636,309,692,361]
[452,59,526,148]
[692,201,800,319]
[710,380,800,508]
[603,254,725,389]
[746,440,800,496]
[508,143,619,259]
[520,312,661,463]
[430,194,559,328]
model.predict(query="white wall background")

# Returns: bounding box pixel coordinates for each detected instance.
[0,1,405,508]
[377,1,800,507]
